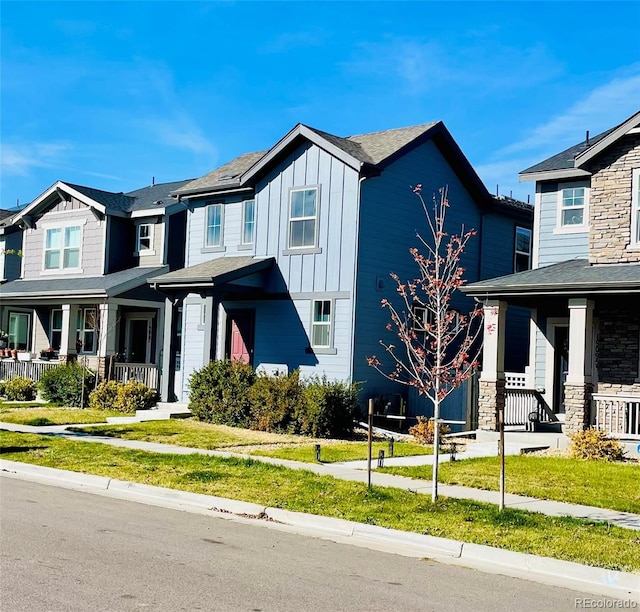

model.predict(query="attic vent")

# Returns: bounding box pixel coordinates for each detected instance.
[153,200,164,206]
[219,174,238,181]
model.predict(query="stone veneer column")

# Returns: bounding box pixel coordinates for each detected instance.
[478,300,507,431]
[564,383,593,434]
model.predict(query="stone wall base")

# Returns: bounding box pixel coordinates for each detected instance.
[477,379,505,431]
[564,383,593,435]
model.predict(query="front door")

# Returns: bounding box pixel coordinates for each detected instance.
[553,326,569,414]
[226,310,254,365]
[126,316,153,363]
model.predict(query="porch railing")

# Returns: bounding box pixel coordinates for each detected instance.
[593,393,640,439]
[0,359,60,382]
[504,372,550,426]
[112,363,159,390]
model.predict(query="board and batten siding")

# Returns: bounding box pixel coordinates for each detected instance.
[22,205,103,279]
[352,138,483,418]
[536,181,589,268]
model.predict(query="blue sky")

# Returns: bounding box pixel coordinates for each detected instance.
[2,1,639,207]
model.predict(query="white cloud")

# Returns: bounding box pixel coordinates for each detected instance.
[1,142,71,176]
[502,66,640,155]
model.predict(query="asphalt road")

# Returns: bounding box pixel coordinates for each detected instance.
[1,476,598,612]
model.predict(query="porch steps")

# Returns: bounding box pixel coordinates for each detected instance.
[105,403,191,425]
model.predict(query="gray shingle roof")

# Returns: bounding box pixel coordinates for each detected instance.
[65,183,136,212]
[151,256,274,287]
[463,259,640,296]
[175,151,267,196]
[125,179,194,212]
[491,195,533,215]
[0,266,167,299]
[520,128,615,175]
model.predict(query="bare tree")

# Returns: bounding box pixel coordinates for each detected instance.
[367,185,483,501]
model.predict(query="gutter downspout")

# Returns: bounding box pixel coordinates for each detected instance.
[349,172,368,385]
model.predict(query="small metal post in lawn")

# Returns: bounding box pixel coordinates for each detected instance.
[367,398,374,489]
[499,406,505,511]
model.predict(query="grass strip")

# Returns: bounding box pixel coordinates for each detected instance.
[0,407,120,426]
[382,455,640,514]
[1,430,638,573]
[71,419,312,449]
[252,441,432,463]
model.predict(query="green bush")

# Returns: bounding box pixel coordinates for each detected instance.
[409,416,451,445]
[248,370,305,433]
[569,428,625,462]
[89,379,156,413]
[298,376,360,438]
[189,360,256,425]
[2,376,37,401]
[0,380,6,397]
[38,363,95,407]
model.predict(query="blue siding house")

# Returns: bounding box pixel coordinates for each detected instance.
[153,122,533,423]
[464,110,640,438]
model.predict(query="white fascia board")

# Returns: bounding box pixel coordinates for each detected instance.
[519,168,591,183]
[130,208,167,219]
[241,124,362,184]
[574,111,640,168]
[13,181,108,224]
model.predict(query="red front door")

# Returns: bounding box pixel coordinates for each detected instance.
[227,311,254,364]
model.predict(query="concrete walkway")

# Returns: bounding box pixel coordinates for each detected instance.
[2,420,639,531]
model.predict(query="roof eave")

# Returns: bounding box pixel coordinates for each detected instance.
[519,168,592,183]
[574,111,640,168]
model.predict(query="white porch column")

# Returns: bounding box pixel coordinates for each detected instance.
[160,296,174,403]
[215,302,227,361]
[97,303,118,358]
[59,304,79,360]
[480,300,507,382]
[478,300,507,431]
[202,294,215,365]
[567,298,594,384]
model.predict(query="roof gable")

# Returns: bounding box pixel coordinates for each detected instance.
[520,110,640,181]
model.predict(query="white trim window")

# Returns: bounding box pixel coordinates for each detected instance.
[76,307,97,354]
[514,226,532,272]
[289,188,318,249]
[0,236,5,281]
[631,168,640,247]
[44,225,81,270]
[50,308,63,351]
[8,312,30,351]
[137,223,154,254]
[205,204,223,248]
[311,299,331,348]
[559,186,586,228]
[242,199,255,245]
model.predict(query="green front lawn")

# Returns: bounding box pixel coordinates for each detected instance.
[0,430,638,573]
[0,404,119,426]
[71,419,310,449]
[252,441,432,463]
[383,455,640,514]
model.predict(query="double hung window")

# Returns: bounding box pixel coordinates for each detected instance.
[514,226,532,272]
[311,300,331,348]
[632,169,640,247]
[289,188,318,249]
[44,226,81,270]
[137,223,154,254]
[242,200,255,245]
[76,308,97,353]
[560,187,586,227]
[205,204,223,248]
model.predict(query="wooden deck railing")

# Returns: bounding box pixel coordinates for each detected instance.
[593,393,640,439]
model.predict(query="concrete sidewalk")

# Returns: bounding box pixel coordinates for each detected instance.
[2,420,639,531]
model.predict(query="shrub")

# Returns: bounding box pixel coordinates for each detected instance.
[569,428,625,462]
[248,370,305,433]
[409,416,451,445]
[90,380,156,413]
[0,380,6,397]
[39,363,95,407]
[2,376,37,401]
[298,376,360,438]
[188,360,256,425]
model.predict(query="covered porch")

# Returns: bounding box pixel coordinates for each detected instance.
[464,259,640,439]
[0,267,168,391]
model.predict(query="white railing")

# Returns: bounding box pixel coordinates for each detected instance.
[112,363,159,390]
[504,388,547,425]
[0,359,60,382]
[593,393,640,439]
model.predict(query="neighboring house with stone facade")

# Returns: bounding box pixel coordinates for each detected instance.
[464,110,640,438]
[152,121,533,425]
[0,179,191,387]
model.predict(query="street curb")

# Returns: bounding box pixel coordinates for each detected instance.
[1,459,638,601]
